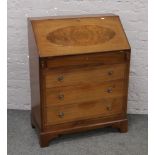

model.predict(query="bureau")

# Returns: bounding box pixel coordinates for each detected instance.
[28,14,131,147]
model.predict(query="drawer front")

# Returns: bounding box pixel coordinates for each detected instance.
[46,51,127,69]
[45,80,125,106]
[45,97,124,125]
[45,64,126,88]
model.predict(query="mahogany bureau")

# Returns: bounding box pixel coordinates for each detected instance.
[28,14,131,147]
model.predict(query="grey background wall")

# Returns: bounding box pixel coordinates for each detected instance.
[7,0,148,114]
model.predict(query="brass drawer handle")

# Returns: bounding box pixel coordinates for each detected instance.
[108,71,113,76]
[58,94,64,100]
[106,103,112,111]
[58,112,64,118]
[57,76,64,82]
[107,88,113,93]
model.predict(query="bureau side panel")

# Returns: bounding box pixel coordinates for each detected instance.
[28,19,42,130]
[123,50,131,113]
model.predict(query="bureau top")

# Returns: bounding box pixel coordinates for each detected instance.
[28,14,130,57]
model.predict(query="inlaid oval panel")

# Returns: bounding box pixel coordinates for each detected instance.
[46,25,116,46]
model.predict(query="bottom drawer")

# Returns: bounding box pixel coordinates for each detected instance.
[45,97,124,125]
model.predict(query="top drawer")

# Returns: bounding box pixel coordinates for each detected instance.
[45,51,128,69]
[45,64,126,88]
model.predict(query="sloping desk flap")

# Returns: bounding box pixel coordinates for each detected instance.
[30,14,130,57]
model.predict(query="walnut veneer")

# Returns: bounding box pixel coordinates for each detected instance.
[28,14,131,147]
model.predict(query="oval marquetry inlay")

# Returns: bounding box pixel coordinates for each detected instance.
[46,25,116,46]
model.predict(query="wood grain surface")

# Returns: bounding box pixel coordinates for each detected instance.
[45,79,125,106]
[45,51,127,68]
[45,64,127,88]
[31,15,130,57]
[28,14,130,147]
[45,97,124,125]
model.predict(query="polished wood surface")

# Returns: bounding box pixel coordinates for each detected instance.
[45,64,127,88]
[28,14,131,147]
[46,97,124,125]
[46,25,116,46]
[28,19,42,130]
[46,51,127,69]
[40,118,128,147]
[31,15,130,57]
[45,80,125,106]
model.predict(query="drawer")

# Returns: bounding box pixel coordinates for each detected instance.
[45,51,127,69]
[45,80,125,106]
[45,64,127,88]
[45,97,124,125]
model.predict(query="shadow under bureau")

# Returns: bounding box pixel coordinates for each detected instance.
[28,14,131,147]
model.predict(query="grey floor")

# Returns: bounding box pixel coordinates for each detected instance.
[8,110,148,155]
